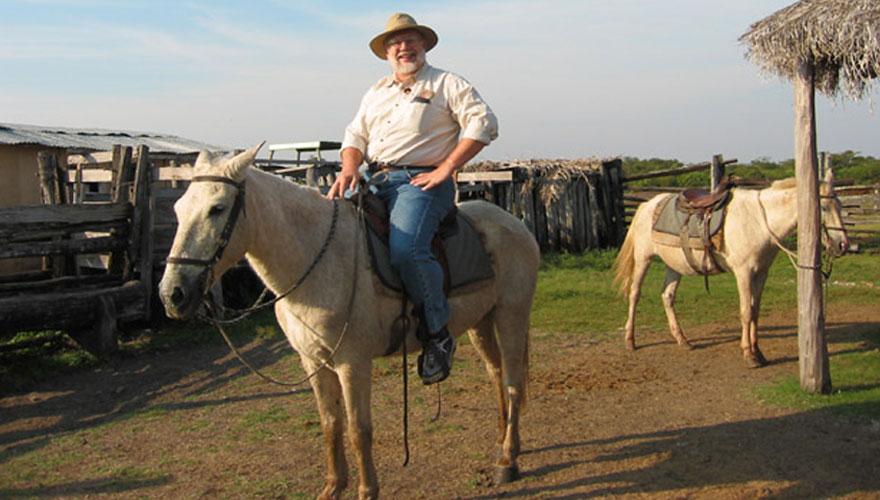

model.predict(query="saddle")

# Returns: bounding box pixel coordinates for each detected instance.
[353,190,494,355]
[652,178,733,289]
[354,190,495,295]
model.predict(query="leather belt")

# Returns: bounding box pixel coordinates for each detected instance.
[368,162,435,172]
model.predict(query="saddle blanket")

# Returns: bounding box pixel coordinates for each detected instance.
[652,193,727,238]
[364,206,495,294]
[651,193,727,249]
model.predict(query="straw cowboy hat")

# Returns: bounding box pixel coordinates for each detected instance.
[369,13,438,59]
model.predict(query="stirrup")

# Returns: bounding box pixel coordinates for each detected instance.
[418,330,455,385]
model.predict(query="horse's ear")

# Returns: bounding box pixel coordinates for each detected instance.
[226,141,266,180]
[194,150,214,169]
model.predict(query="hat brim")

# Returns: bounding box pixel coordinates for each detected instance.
[369,25,438,60]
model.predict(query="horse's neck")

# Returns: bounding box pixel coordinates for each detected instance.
[757,184,798,238]
[242,169,341,295]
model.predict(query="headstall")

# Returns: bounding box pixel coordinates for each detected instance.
[165,176,247,291]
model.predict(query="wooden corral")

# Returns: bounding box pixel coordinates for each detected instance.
[837,183,880,253]
[457,159,626,252]
[256,144,627,253]
[0,123,223,275]
[0,140,222,357]
[0,146,154,356]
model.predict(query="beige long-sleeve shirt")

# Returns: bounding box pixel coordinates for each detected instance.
[342,64,498,167]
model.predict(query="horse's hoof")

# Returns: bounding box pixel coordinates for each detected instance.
[494,464,520,485]
[625,339,636,351]
[744,357,766,369]
[679,341,694,351]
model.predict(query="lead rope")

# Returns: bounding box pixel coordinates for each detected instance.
[757,191,837,329]
[756,191,824,272]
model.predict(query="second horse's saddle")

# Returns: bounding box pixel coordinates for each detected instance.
[652,178,733,286]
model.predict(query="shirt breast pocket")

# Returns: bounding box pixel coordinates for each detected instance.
[402,98,440,134]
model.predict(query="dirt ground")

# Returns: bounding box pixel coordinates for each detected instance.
[2,302,880,499]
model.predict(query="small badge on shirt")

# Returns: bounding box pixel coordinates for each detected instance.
[412,90,434,104]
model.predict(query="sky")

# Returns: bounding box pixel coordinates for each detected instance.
[1,0,878,164]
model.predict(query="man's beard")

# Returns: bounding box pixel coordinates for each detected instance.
[390,51,425,76]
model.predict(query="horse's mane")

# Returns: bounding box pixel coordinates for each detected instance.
[769,178,796,190]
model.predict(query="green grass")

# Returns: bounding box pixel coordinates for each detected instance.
[751,328,880,418]
[531,249,880,338]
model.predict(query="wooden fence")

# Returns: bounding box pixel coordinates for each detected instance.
[836,184,880,252]
[456,160,626,252]
[10,145,871,356]
[255,156,628,253]
[0,145,155,356]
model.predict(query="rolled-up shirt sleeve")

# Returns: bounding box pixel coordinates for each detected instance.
[341,93,371,153]
[448,76,498,145]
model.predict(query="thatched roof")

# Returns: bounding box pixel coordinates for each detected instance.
[463,158,609,174]
[740,0,880,100]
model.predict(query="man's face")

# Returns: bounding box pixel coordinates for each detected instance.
[385,29,426,77]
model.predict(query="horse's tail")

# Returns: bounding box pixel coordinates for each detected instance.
[612,223,636,299]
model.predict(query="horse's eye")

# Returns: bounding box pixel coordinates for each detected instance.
[209,204,226,216]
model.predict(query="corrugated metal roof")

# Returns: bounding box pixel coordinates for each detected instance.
[0,122,227,154]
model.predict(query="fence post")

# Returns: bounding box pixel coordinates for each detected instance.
[711,154,725,191]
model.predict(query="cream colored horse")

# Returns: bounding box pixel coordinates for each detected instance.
[613,171,848,368]
[158,145,539,500]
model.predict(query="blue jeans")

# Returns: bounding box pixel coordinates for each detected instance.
[369,169,455,334]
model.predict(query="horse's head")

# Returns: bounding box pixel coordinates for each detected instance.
[158,142,264,320]
[820,168,850,258]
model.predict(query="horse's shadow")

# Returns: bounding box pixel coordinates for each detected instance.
[632,319,874,364]
[461,319,879,499]
[459,403,880,499]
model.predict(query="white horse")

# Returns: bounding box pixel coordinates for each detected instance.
[613,171,849,367]
[158,144,540,500]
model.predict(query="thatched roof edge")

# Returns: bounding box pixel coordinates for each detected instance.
[739,0,880,100]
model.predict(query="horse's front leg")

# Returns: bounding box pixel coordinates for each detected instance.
[735,271,766,368]
[338,361,378,500]
[302,356,349,500]
[661,267,692,349]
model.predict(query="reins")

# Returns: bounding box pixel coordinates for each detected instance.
[168,173,449,468]
[166,175,358,388]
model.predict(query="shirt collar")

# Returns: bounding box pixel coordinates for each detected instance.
[385,63,431,89]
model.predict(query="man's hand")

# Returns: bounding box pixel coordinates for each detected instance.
[326,168,360,199]
[410,138,485,191]
[410,165,454,190]
[326,147,364,199]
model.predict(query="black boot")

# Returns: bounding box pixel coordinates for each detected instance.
[418,326,455,385]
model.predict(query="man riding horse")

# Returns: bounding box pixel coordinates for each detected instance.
[326,13,498,384]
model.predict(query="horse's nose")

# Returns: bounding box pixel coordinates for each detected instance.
[170,286,187,307]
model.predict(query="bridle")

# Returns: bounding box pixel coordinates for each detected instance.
[165,175,247,292]
[819,193,848,257]
[757,189,848,271]
[163,172,347,389]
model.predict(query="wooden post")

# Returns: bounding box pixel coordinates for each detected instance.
[794,58,831,394]
[128,146,153,321]
[37,152,59,205]
[37,152,69,277]
[108,146,135,275]
[711,154,725,191]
